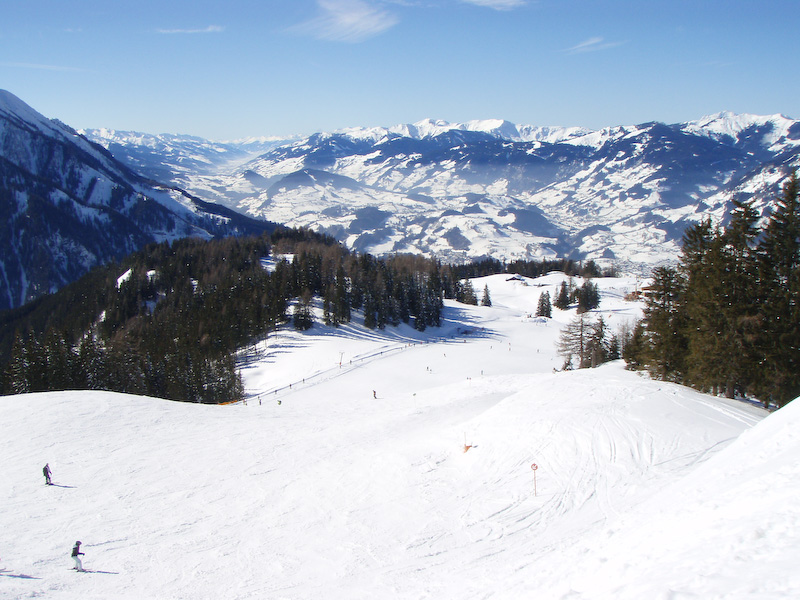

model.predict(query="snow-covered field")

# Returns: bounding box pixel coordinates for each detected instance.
[3,273,797,599]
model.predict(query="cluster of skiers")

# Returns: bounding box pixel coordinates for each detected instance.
[43,463,87,572]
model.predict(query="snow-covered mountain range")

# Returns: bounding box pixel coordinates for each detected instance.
[5,85,799,311]
[86,112,800,272]
[0,90,276,311]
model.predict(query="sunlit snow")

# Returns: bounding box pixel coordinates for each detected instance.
[3,273,796,599]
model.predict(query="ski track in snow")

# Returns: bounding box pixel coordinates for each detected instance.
[2,272,795,599]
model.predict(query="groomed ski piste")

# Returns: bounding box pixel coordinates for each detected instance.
[2,272,798,599]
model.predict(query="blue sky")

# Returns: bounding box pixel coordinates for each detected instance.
[2,0,799,140]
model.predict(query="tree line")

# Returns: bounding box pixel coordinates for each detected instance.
[1,227,596,403]
[625,172,800,408]
[0,216,639,404]
[1,228,444,402]
[450,257,608,281]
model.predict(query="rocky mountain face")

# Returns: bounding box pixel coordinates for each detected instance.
[86,114,800,274]
[0,90,276,311]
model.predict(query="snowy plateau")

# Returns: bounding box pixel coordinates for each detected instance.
[3,273,798,599]
[85,113,800,272]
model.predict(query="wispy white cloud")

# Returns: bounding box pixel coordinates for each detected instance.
[565,36,625,54]
[156,25,224,35]
[291,0,399,43]
[701,59,735,68]
[0,61,86,72]
[460,0,526,9]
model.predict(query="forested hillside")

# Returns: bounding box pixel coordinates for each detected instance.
[0,227,598,403]
[626,172,800,407]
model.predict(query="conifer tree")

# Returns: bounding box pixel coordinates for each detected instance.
[458,280,478,305]
[323,287,335,326]
[6,333,31,394]
[554,281,570,310]
[714,198,762,397]
[642,266,687,381]
[586,316,610,368]
[679,204,761,397]
[557,313,593,369]
[755,172,800,405]
[622,322,647,371]
[334,265,351,324]
[576,280,600,313]
[536,291,552,318]
[24,335,48,392]
[363,289,377,329]
[293,289,314,331]
[481,285,492,307]
[678,220,725,391]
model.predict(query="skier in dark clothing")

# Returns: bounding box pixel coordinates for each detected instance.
[71,541,85,571]
[43,463,52,485]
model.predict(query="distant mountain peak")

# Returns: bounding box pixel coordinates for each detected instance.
[79,104,800,279]
[683,111,799,148]
[330,117,593,145]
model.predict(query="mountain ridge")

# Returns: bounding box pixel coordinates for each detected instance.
[142,110,796,269]
[0,90,277,311]
[82,109,800,271]
[6,84,800,310]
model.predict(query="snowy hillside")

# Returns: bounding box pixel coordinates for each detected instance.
[3,273,794,599]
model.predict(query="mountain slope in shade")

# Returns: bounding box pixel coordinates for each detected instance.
[0,90,277,311]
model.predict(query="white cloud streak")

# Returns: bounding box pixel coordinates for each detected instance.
[0,61,86,72]
[156,25,224,34]
[291,0,399,43]
[565,36,625,54]
[460,0,526,9]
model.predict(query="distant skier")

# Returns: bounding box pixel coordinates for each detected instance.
[373,390,377,399]
[71,541,85,571]
[43,463,52,485]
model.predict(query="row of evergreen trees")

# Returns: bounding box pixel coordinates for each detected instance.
[6,227,570,402]
[4,329,242,404]
[2,228,455,402]
[626,172,800,407]
[450,257,608,281]
[553,279,601,313]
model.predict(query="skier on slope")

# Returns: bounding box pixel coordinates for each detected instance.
[43,463,52,485]
[71,541,85,571]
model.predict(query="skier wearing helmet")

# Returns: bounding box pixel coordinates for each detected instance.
[71,541,85,571]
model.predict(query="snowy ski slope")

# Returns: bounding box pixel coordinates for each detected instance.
[3,273,796,599]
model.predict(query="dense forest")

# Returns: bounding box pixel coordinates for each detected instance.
[626,172,800,408]
[0,227,599,403]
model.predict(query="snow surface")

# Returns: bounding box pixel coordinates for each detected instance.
[3,273,795,599]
